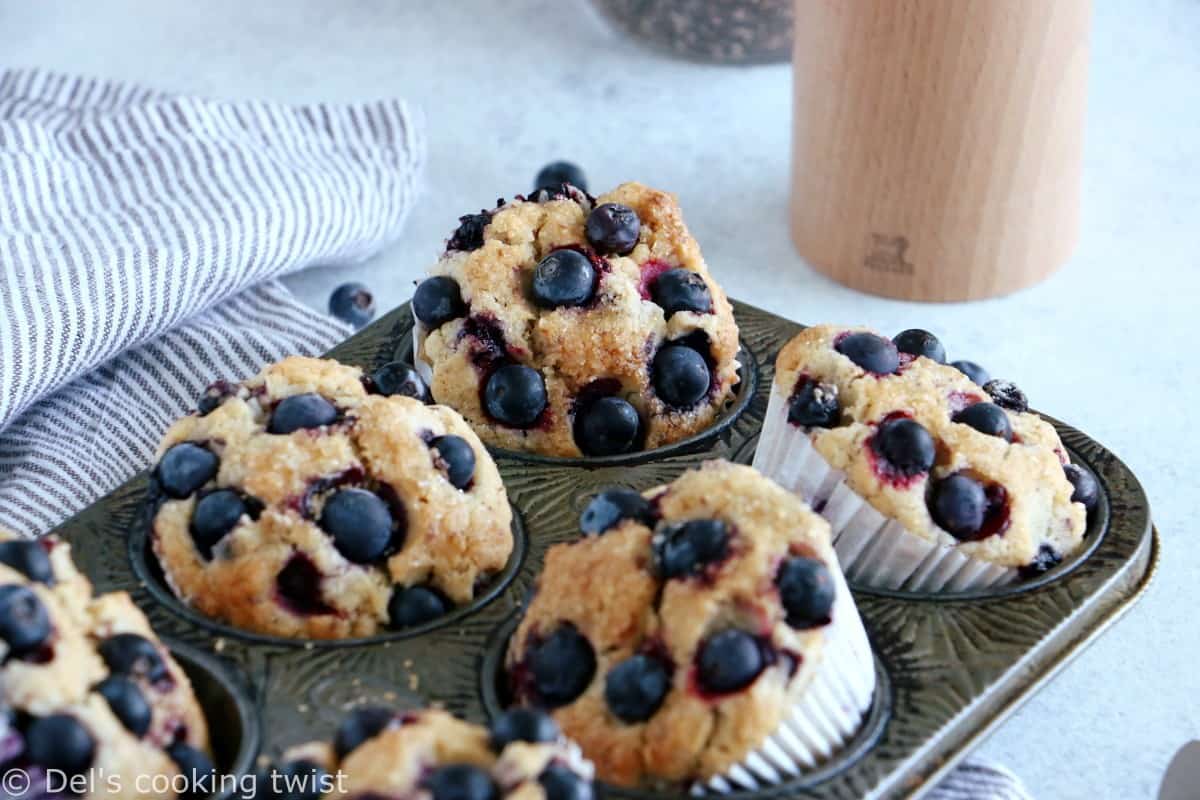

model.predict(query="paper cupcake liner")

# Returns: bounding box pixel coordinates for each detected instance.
[412,314,433,384]
[698,559,875,794]
[753,386,1018,593]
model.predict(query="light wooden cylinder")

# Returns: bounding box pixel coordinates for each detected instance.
[789,0,1091,302]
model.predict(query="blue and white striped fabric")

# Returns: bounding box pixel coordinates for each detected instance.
[0,69,422,532]
[0,69,1029,800]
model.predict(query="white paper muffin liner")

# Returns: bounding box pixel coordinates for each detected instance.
[698,558,875,794]
[752,386,1018,593]
[412,314,433,384]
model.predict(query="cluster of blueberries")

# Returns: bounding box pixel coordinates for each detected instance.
[409,164,720,457]
[244,706,591,800]
[158,379,482,632]
[513,487,836,726]
[0,547,214,798]
[788,329,1099,554]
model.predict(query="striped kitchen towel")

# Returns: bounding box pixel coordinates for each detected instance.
[0,68,422,532]
[0,69,1030,800]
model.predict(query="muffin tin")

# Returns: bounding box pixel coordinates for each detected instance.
[48,301,1157,799]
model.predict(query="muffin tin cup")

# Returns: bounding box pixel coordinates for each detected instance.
[47,300,1156,800]
[163,638,261,799]
[754,384,1097,595]
[410,312,761,468]
[702,561,876,793]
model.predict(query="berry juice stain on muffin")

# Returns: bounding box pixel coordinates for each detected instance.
[148,356,514,639]
[413,182,741,458]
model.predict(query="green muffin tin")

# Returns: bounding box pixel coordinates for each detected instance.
[50,301,1157,799]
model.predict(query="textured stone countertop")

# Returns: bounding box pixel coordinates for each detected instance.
[6,1,1197,796]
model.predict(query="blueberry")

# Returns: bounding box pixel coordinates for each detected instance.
[775,557,835,629]
[872,417,936,476]
[368,361,431,403]
[422,764,498,800]
[155,443,219,499]
[413,276,467,328]
[604,653,671,723]
[528,626,596,707]
[269,393,338,435]
[96,675,152,737]
[448,212,492,252]
[696,630,765,694]
[585,203,640,255]
[388,585,449,629]
[929,474,988,539]
[98,633,168,683]
[334,706,395,759]
[892,329,946,363]
[0,585,50,656]
[650,268,712,317]
[275,553,333,616]
[532,249,596,308]
[190,489,246,558]
[983,379,1028,413]
[1063,463,1100,512]
[319,489,395,563]
[0,540,54,585]
[787,379,839,428]
[951,360,990,386]
[328,282,376,328]
[25,714,94,775]
[484,364,547,428]
[488,708,560,751]
[953,402,1013,441]
[1021,543,1064,578]
[539,763,594,800]
[168,742,217,800]
[579,488,655,535]
[429,435,476,490]
[652,345,710,408]
[273,759,328,800]
[535,161,588,193]
[653,519,729,579]
[835,332,900,375]
[574,396,641,457]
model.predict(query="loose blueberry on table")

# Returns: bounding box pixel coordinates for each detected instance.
[579,488,656,535]
[573,395,641,457]
[650,268,712,317]
[892,328,946,363]
[413,276,467,329]
[484,364,547,428]
[953,401,1013,441]
[652,344,710,408]
[531,249,596,309]
[534,161,588,193]
[836,331,901,375]
[585,203,640,255]
[328,282,376,328]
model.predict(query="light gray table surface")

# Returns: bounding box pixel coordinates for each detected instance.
[5,0,1197,796]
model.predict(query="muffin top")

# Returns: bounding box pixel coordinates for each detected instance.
[279,706,594,799]
[505,461,844,786]
[773,324,1090,572]
[413,181,740,458]
[0,531,211,799]
[150,356,513,640]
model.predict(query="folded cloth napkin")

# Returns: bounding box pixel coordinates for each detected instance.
[0,69,1029,800]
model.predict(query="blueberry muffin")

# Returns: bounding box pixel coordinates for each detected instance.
[754,325,1093,590]
[272,706,594,799]
[412,181,740,458]
[0,531,213,799]
[149,356,514,639]
[504,461,874,788]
